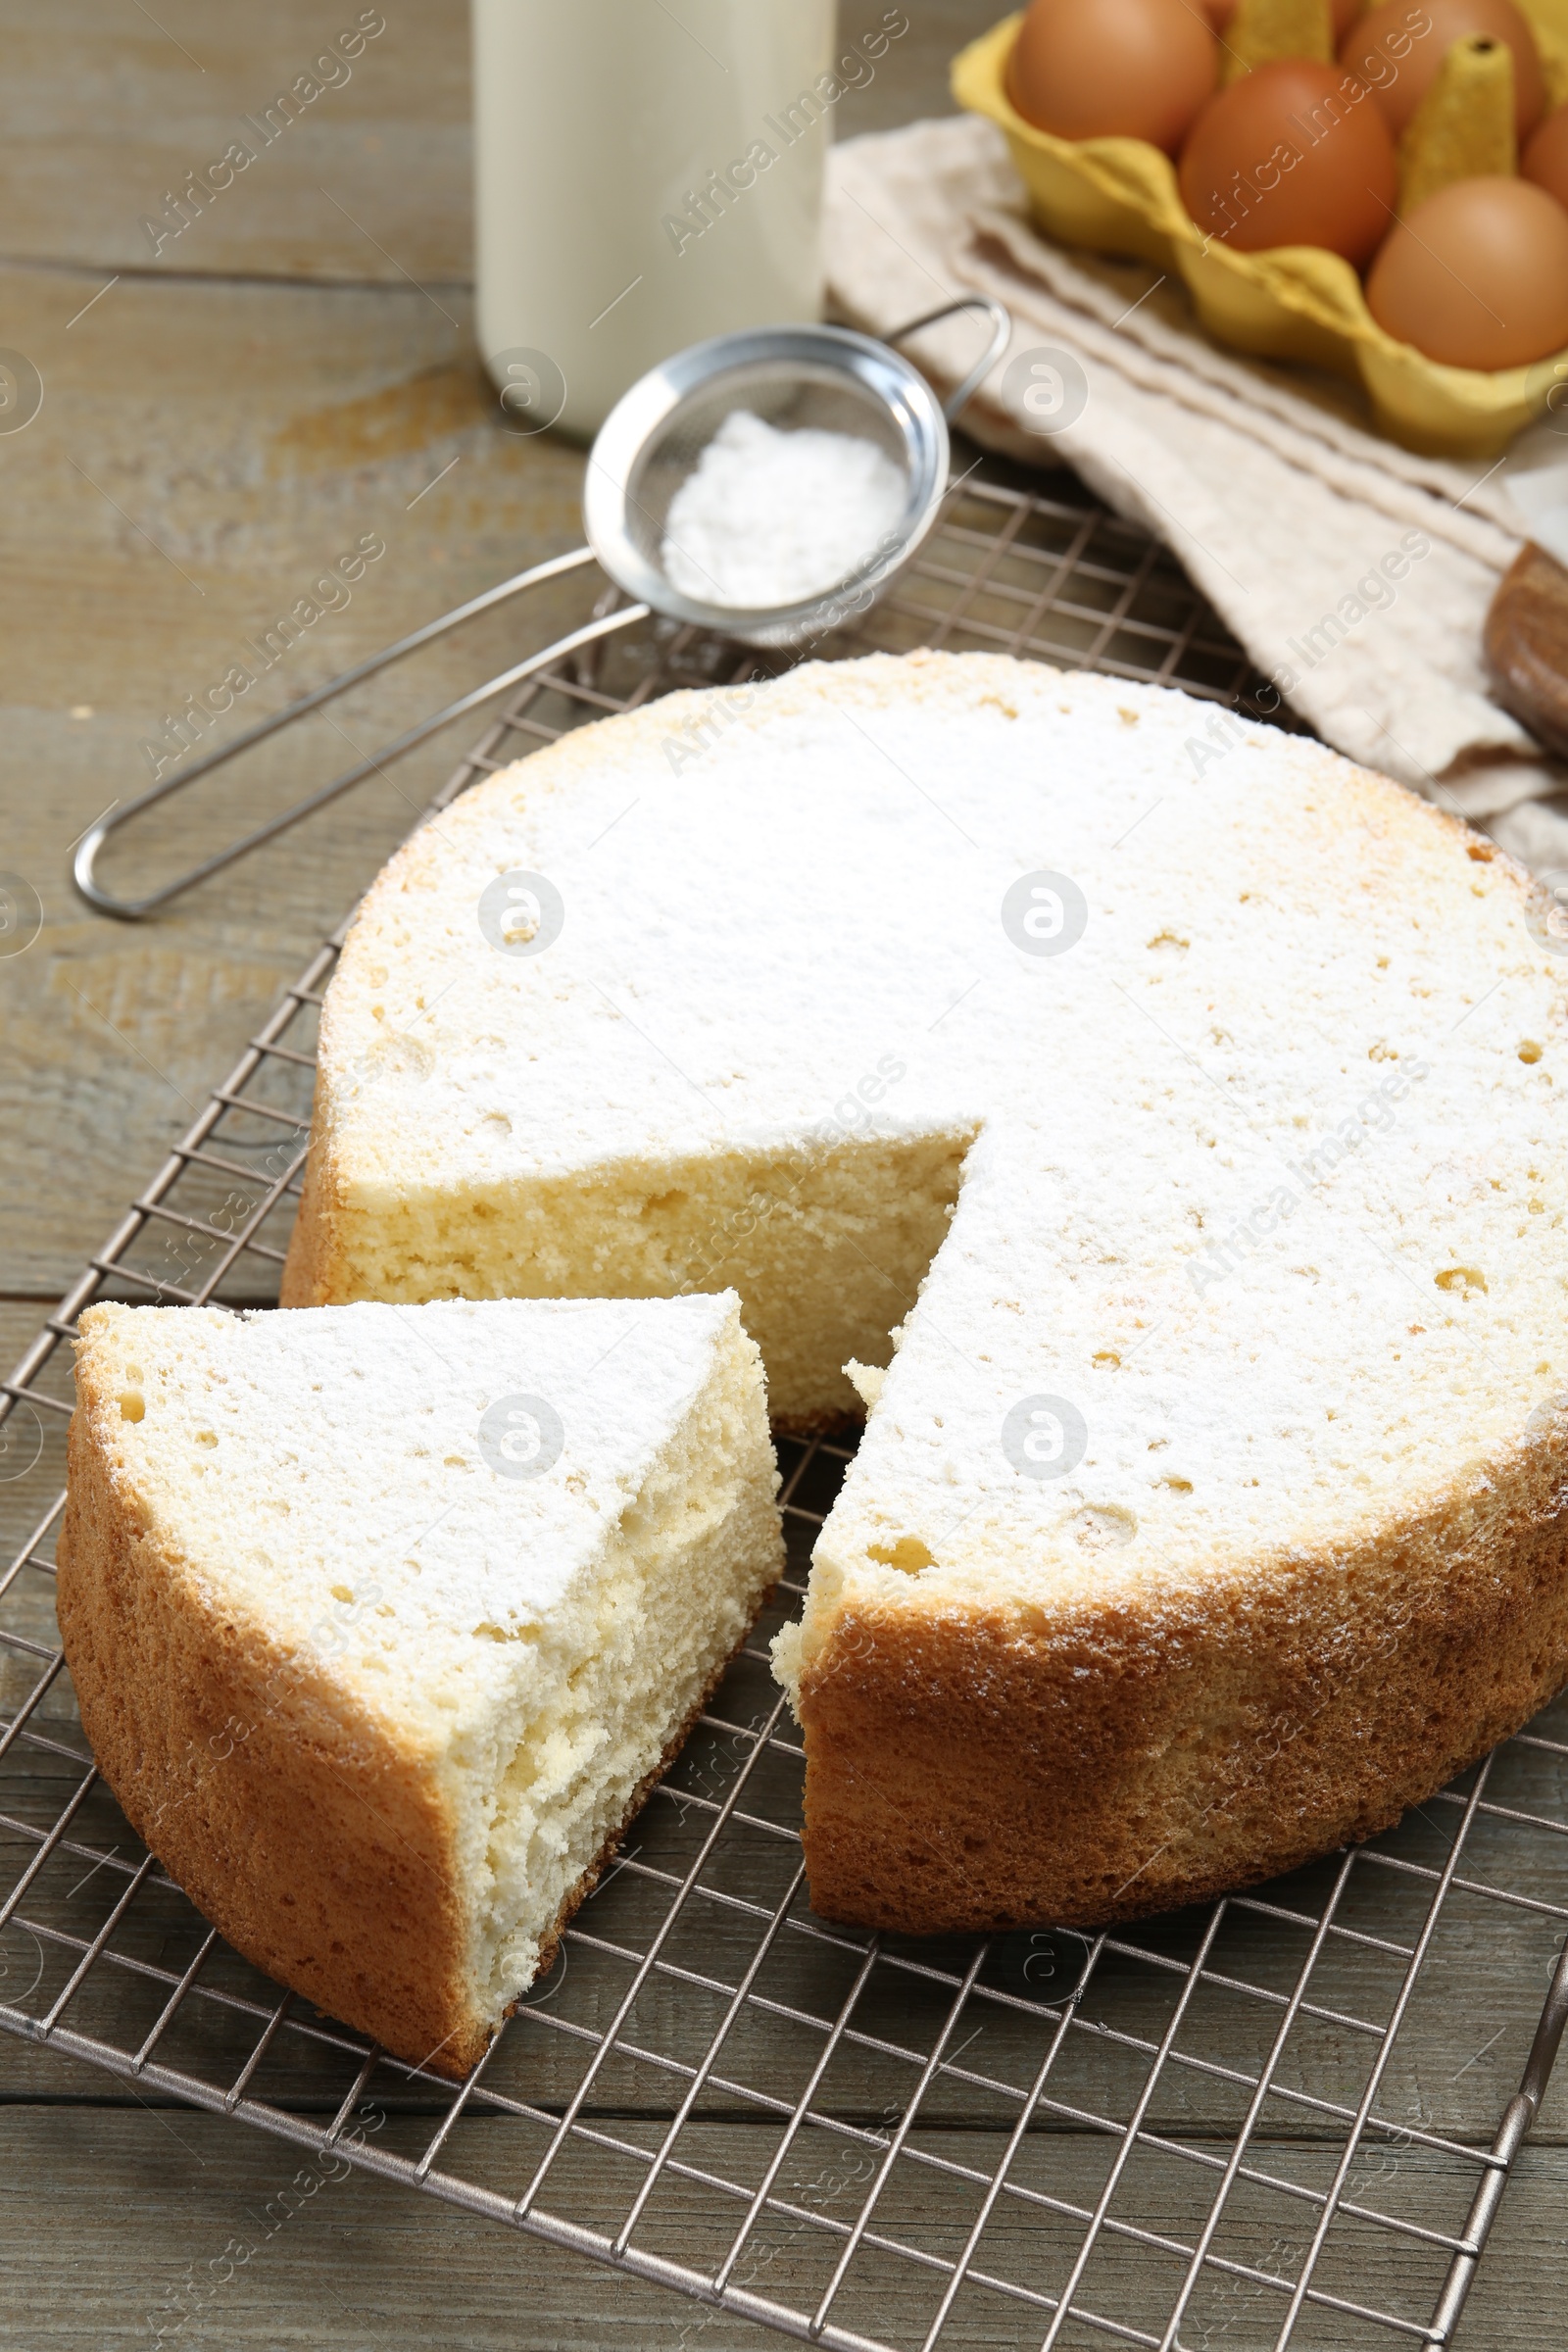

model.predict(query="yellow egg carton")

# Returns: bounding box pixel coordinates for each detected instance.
[953,2,1568,458]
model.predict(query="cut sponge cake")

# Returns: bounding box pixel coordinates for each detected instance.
[58,1296,782,2075]
[281,648,1568,1933]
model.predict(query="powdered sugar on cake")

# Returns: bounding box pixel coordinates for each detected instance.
[304,650,1567,1604]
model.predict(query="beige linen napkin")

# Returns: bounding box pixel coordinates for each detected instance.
[826,115,1568,866]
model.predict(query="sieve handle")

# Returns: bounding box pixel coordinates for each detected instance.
[72,550,646,921]
[885,297,1012,425]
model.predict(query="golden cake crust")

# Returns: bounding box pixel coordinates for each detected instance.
[58,1372,477,2073]
[57,1336,768,2080]
[797,1433,1568,1933]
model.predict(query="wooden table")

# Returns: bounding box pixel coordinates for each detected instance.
[1,8,1565,2345]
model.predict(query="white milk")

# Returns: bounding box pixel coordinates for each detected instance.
[473,0,843,441]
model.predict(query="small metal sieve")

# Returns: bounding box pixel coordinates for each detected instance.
[582,298,1010,651]
[72,300,1009,918]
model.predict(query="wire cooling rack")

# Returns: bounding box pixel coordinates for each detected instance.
[5,472,1568,2352]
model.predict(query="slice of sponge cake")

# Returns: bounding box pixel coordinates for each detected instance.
[58,1296,782,2076]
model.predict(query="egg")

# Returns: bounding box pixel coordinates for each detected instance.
[1365,176,1568,368]
[1177,61,1397,264]
[1340,0,1545,142]
[1005,0,1218,156]
[1523,102,1568,210]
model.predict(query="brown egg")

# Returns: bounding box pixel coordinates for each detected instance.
[1365,176,1568,368]
[1340,0,1545,141]
[1523,102,1568,210]
[1005,0,1218,156]
[1177,61,1397,264]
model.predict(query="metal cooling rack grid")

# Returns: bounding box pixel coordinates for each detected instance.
[1,470,1562,2350]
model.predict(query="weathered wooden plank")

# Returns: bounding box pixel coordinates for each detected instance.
[0,0,471,285]
[0,260,588,1296]
[0,1,979,285]
[0,2110,1561,2350]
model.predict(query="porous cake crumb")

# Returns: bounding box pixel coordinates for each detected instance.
[59,1296,781,2072]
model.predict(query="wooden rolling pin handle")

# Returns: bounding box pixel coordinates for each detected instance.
[1484,541,1568,761]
